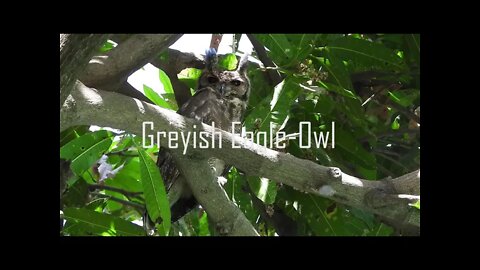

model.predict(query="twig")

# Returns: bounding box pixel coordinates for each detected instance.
[88,184,144,201]
[107,150,139,157]
[91,192,145,212]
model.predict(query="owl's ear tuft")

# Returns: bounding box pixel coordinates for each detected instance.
[205,48,218,72]
[236,54,249,75]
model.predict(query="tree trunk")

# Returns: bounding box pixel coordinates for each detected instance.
[60,34,110,108]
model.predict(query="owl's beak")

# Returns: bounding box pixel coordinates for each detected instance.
[219,84,226,96]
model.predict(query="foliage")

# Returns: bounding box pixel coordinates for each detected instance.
[61,34,419,236]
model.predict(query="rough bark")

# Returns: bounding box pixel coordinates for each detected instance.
[60,34,110,108]
[172,153,259,236]
[61,83,420,233]
[79,34,182,93]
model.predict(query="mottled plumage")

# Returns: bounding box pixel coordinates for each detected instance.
[155,48,250,223]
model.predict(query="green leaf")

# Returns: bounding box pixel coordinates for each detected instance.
[254,34,318,67]
[160,93,179,111]
[198,212,211,236]
[245,68,273,114]
[314,94,335,115]
[99,40,115,53]
[110,135,133,152]
[60,126,90,147]
[391,116,400,130]
[335,127,376,170]
[328,36,406,72]
[244,79,302,146]
[63,208,144,236]
[412,199,420,209]
[159,69,174,94]
[60,130,113,175]
[311,55,355,100]
[403,34,420,67]
[317,81,357,100]
[178,68,202,93]
[247,177,277,204]
[254,34,293,66]
[102,157,143,195]
[135,144,171,234]
[388,89,420,107]
[285,34,318,64]
[62,178,89,208]
[143,85,173,110]
[224,168,259,223]
[219,53,238,70]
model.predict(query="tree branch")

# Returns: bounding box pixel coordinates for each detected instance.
[91,192,145,212]
[79,34,182,92]
[60,34,110,108]
[61,82,420,232]
[172,153,259,236]
[88,184,144,201]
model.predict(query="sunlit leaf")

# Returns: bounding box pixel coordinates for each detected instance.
[135,144,171,234]
[247,177,277,204]
[60,126,89,147]
[100,40,116,53]
[388,89,420,107]
[159,69,174,94]
[244,79,302,146]
[412,200,420,209]
[219,53,238,70]
[60,130,113,175]
[328,36,406,72]
[143,85,173,110]
[254,34,293,66]
[224,168,259,223]
[391,116,400,130]
[198,212,211,236]
[63,208,144,236]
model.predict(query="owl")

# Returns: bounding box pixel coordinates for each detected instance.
[153,48,250,224]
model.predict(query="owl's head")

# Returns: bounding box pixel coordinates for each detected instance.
[198,48,250,102]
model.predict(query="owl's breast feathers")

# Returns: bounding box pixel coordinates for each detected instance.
[178,87,246,130]
[155,86,247,222]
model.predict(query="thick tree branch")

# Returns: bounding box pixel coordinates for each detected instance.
[172,153,259,236]
[60,34,110,108]
[79,34,182,92]
[61,83,420,232]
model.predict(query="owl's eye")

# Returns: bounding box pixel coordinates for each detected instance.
[207,76,219,83]
[231,80,242,86]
